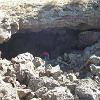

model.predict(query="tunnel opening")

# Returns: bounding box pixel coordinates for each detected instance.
[0,27,98,60]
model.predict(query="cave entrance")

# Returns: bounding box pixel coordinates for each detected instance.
[0,27,80,60]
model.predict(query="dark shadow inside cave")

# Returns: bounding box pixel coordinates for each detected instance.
[0,27,81,60]
[0,27,99,60]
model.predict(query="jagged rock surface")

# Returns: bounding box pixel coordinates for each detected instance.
[75,79,100,100]
[0,0,100,100]
[0,0,100,43]
[0,50,100,100]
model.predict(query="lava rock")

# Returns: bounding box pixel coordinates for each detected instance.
[17,88,32,98]
[75,79,100,100]
[45,64,62,79]
[33,57,45,68]
[35,87,48,98]
[79,31,100,48]
[11,52,34,63]
[28,77,45,92]
[89,55,100,65]
[0,80,19,100]
[42,86,74,100]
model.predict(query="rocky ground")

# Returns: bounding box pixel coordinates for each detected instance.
[0,0,100,100]
[0,41,100,100]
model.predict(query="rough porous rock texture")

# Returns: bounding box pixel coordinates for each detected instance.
[0,49,100,100]
[0,0,100,43]
[1,0,100,31]
[75,79,100,100]
[0,0,100,100]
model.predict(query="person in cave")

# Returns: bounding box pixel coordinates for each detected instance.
[41,51,50,61]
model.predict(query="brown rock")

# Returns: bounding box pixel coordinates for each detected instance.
[17,89,32,98]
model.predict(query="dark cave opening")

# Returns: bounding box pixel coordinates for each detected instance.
[0,27,98,60]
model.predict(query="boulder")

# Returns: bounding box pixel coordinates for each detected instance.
[45,64,52,76]
[24,92,35,100]
[45,64,62,79]
[11,53,36,84]
[28,77,45,92]
[0,80,19,100]
[0,11,11,44]
[28,76,60,91]
[83,41,100,60]
[90,64,100,75]
[13,61,35,85]
[66,73,77,81]
[41,76,60,90]
[42,86,74,100]
[0,10,19,44]
[0,59,14,76]
[35,66,45,77]
[89,55,100,65]
[11,52,34,63]
[17,88,32,98]
[75,79,100,100]
[68,53,83,67]
[35,87,48,98]
[57,74,71,86]
[79,31,100,47]
[33,57,45,68]
[14,64,37,85]
[0,28,11,44]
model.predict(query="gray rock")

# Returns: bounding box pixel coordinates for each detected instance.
[0,28,11,44]
[75,79,100,100]
[33,57,45,68]
[89,55,100,65]
[50,65,63,79]
[68,53,83,67]
[90,64,100,75]
[25,92,35,100]
[57,74,71,86]
[28,76,60,91]
[28,77,45,91]
[0,59,15,76]
[12,52,34,63]
[11,53,36,85]
[30,98,41,100]
[83,41,100,60]
[45,64,62,79]
[35,87,48,98]
[13,61,35,85]
[79,31,100,47]
[66,73,77,81]
[0,80,19,100]
[17,88,32,98]
[42,86,74,100]
[41,76,60,90]
[0,11,12,44]
[35,66,45,77]
[45,64,52,76]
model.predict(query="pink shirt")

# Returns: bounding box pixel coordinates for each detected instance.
[42,51,49,56]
